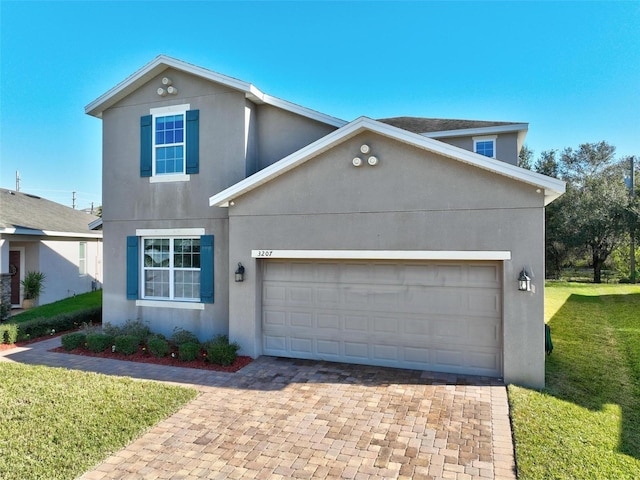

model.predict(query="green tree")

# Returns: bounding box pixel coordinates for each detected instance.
[518,144,534,170]
[558,142,629,283]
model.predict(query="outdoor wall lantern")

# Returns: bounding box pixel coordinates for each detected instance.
[235,262,245,282]
[518,268,532,292]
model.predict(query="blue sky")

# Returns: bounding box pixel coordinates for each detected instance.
[1,1,639,209]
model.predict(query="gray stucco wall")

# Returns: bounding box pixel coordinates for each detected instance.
[255,104,338,170]
[223,132,547,388]
[100,69,244,339]
[438,131,520,165]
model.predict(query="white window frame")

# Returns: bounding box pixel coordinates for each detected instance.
[473,135,497,159]
[138,227,204,303]
[79,242,87,276]
[150,104,191,183]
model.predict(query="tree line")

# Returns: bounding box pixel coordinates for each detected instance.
[518,142,639,283]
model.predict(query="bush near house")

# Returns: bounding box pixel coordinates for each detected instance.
[61,325,241,367]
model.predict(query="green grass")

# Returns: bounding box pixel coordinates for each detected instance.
[10,290,102,323]
[0,362,197,480]
[509,282,640,479]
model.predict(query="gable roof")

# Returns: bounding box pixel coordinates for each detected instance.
[85,55,347,128]
[0,189,102,238]
[209,117,565,208]
[378,117,528,138]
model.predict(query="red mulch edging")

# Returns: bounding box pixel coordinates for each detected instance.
[49,345,252,373]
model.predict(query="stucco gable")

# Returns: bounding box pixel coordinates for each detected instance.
[85,55,346,129]
[209,117,565,208]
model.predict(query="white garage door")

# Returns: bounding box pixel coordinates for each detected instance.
[262,260,503,377]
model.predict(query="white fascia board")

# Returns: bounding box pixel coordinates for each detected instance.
[85,55,346,128]
[421,123,529,139]
[1,227,102,238]
[210,117,565,208]
[251,250,512,261]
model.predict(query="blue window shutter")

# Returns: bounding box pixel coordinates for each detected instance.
[126,236,139,300]
[200,234,214,303]
[186,109,199,174]
[140,115,153,177]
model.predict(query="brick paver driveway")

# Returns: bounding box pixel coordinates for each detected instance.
[1,338,516,479]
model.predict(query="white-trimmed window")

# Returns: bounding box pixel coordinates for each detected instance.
[140,104,199,183]
[473,135,497,158]
[79,242,87,276]
[142,236,201,301]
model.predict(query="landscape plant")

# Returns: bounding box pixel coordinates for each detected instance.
[114,335,139,355]
[85,333,114,353]
[20,270,46,300]
[205,335,240,366]
[178,341,200,361]
[61,332,86,351]
[147,336,170,358]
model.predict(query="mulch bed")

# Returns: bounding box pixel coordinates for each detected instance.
[49,345,253,373]
[1,336,251,373]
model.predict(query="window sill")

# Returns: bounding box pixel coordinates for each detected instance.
[135,299,205,310]
[149,174,191,183]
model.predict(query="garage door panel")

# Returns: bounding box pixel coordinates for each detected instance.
[262,260,503,377]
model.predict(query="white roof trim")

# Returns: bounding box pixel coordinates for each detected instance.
[421,123,528,139]
[85,55,346,128]
[0,227,103,239]
[251,250,512,261]
[209,117,565,207]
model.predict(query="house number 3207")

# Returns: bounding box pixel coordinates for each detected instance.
[256,250,273,257]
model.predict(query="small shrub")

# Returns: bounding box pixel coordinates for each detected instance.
[114,335,139,355]
[170,328,199,346]
[103,319,151,341]
[61,332,86,351]
[147,337,170,358]
[178,342,200,362]
[0,323,18,344]
[205,335,240,366]
[86,333,114,353]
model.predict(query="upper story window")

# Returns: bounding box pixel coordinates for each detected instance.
[473,135,497,159]
[140,104,199,182]
[155,114,185,175]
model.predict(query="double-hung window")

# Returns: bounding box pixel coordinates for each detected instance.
[473,135,497,159]
[140,104,199,182]
[143,237,200,301]
[154,114,185,175]
[127,230,214,308]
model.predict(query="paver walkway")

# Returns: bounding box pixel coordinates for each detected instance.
[1,337,517,479]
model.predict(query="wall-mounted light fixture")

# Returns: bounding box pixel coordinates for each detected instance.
[235,262,245,282]
[518,268,532,292]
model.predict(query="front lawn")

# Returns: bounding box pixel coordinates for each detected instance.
[10,290,102,323]
[509,282,640,479]
[0,362,197,480]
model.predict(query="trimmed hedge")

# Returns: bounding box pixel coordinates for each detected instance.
[11,307,102,343]
[86,333,114,353]
[178,342,200,362]
[114,335,139,355]
[205,335,240,366]
[61,332,87,351]
[147,337,170,358]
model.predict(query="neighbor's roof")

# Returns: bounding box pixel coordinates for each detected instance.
[209,117,565,208]
[85,55,347,128]
[378,117,528,138]
[0,189,102,238]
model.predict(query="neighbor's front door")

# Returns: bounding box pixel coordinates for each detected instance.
[9,250,21,305]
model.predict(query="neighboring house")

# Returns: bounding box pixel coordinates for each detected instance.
[85,55,564,388]
[0,189,103,308]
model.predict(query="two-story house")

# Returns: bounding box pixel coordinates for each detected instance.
[86,55,564,388]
